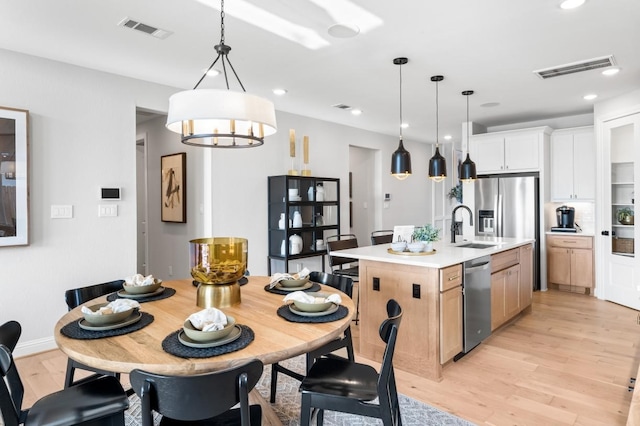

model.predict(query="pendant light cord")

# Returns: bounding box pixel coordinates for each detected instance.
[435,79,439,148]
[466,93,470,154]
[399,62,403,140]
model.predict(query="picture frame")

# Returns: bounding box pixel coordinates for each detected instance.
[0,106,29,246]
[161,152,186,223]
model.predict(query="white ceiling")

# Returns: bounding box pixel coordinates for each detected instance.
[0,0,638,144]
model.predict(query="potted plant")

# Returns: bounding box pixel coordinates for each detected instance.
[617,207,634,225]
[447,184,463,204]
[410,224,441,252]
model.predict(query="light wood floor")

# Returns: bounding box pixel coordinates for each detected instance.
[14,290,640,425]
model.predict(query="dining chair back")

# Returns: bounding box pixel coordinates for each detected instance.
[0,321,129,426]
[326,234,359,279]
[299,299,403,426]
[371,230,394,245]
[63,279,124,388]
[130,359,263,426]
[270,271,355,403]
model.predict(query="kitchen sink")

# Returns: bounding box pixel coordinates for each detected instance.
[456,242,497,249]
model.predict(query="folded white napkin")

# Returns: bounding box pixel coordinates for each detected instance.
[81,299,140,315]
[268,267,311,288]
[124,273,156,286]
[283,291,342,305]
[187,308,228,331]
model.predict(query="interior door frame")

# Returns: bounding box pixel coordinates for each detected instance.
[136,132,149,275]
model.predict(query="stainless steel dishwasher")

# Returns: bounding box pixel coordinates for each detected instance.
[457,255,492,359]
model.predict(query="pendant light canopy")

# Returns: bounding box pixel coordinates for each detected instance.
[428,75,447,182]
[459,90,477,182]
[391,57,412,180]
[166,0,277,148]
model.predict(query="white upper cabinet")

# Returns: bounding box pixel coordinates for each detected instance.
[470,127,550,174]
[550,126,595,201]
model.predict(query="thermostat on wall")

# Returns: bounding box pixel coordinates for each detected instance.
[100,187,121,200]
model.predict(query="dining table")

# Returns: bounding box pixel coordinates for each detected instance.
[54,276,355,426]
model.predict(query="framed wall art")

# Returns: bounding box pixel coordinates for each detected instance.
[161,152,186,223]
[0,106,29,246]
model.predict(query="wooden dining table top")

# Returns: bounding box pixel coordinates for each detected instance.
[54,276,355,376]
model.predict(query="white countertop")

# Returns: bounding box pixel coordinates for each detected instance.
[330,236,534,269]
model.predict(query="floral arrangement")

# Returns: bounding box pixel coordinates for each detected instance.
[412,224,441,242]
[447,184,463,203]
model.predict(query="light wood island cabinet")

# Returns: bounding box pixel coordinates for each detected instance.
[439,264,463,364]
[547,234,594,294]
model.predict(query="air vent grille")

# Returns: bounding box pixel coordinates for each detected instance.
[533,55,615,79]
[117,17,173,40]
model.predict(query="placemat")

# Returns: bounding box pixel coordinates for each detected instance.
[60,312,154,340]
[162,325,254,358]
[192,276,249,287]
[107,287,176,303]
[263,282,321,295]
[277,304,349,323]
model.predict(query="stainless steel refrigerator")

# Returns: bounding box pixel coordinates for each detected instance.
[475,173,540,290]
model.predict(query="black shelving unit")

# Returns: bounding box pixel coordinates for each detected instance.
[268,175,340,274]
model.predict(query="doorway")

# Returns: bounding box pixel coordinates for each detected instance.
[349,146,379,246]
[135,132,148,275]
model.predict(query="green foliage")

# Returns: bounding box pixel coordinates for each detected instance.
[617,207,634,221]
[412,224,441,242]
[447,184,463,203]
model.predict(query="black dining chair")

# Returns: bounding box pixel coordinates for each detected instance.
[299,299,403,426]
[270,271,355,403]
[326,234,360,324]
[371,230,394,245]
[129,359,264,426]
[63,279,124,388]
[0,320,129,426]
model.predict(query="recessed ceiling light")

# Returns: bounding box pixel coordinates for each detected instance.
[602,67,620,76]
[351,109,362,116]
[444,135,452,140]
[560,0,586,9]
[401,123,409,129]
[327,23,360,38]
[583,94,598,100]
[481,102,500,108]
[272,88,288,96]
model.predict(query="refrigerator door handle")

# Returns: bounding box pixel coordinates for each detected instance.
[496,194,503,237]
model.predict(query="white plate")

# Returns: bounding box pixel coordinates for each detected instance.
[289,303,339,317]
[178,324,242,348]
[78,311,142,331]
[117,286,165,299]
[275,281,313,292]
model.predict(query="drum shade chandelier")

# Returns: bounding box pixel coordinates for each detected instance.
[459,90,477,182]
[166,0,277,148]
[390,57,412,180]
[428,75,447,182]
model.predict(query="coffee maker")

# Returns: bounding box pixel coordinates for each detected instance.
[551,205,576,232]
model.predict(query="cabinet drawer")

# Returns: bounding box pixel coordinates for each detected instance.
[491,248,520,273]
[547,235,593,249]
[440,264,463,291]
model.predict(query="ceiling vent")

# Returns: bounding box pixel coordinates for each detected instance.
[332,103,352,110]
[117,17,173,40]
[533,55,615,79]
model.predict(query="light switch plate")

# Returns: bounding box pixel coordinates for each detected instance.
[51,205,73,219]
[98,204,118,217]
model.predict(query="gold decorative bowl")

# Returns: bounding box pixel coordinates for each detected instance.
[190,237,248,285]
[183,315,236,342]
[619,216,634,225]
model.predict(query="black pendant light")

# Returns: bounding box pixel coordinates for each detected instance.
[391,57,411,180]
[459,90,477,182]
[428,75,446,182]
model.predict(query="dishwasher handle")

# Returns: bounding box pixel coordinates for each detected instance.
[465,262,490,273]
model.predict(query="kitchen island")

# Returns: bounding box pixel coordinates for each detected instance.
[332,237,534,381]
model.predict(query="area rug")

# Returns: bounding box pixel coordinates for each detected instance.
[124,355,475,425]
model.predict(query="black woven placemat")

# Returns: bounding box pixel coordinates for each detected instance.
[264,282,321,295]
[277,304,349,323]
[60,312,154,340]
[162,325,254,359]
[106,287,176,303]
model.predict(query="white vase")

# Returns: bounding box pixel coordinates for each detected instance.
[280,239,286,255]
[424,241,434,252]
[292,211,303,227]
[289,234,303,255]
[316,184,325,201]
[278,213,286,229]
[307,186,314,201]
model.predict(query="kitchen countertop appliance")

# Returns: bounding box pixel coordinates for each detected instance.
[476,173,540,290]
[551,205,577,232]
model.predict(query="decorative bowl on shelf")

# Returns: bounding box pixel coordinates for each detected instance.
[183,315,236,342]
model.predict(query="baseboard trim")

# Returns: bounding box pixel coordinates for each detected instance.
[14,336,57,358]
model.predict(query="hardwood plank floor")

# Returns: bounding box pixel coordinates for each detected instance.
[13,290,640,425]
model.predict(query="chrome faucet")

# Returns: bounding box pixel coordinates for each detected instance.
[451,204,473,243]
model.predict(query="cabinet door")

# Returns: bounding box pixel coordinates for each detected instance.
[490,269,506,331]
[573,130,595,200]
[550,133,575,200]
[519,244,533,308]
[571,248,594,288]
[439,286,463,364]
[470,136,505,173]
[504,132,539,171]
[548,246,571,285]
[504,265,521,320]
